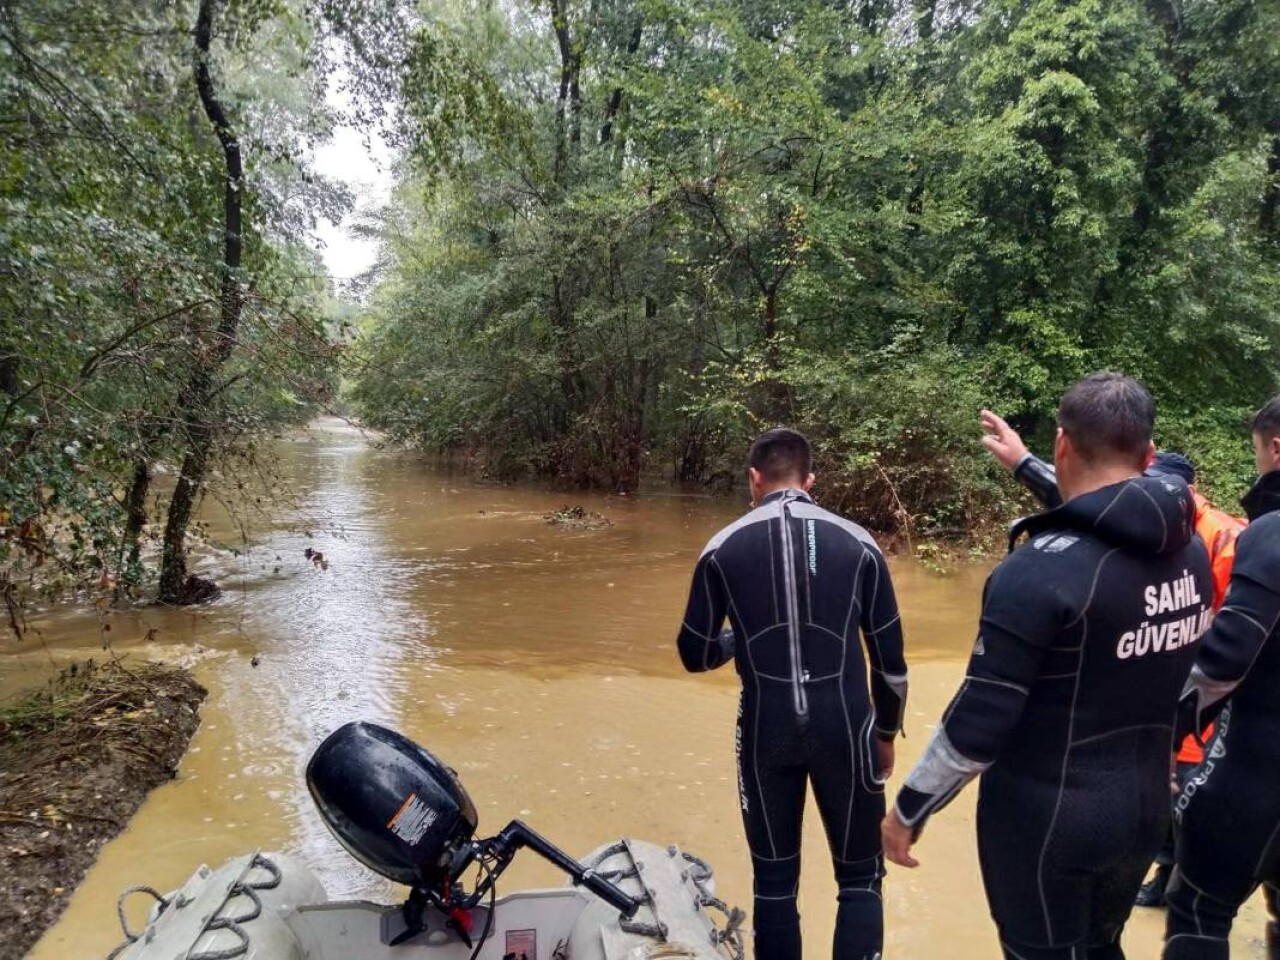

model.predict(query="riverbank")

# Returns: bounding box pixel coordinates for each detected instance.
[0,659,205,960]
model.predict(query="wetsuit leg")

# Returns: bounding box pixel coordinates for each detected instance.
[996,939,1085,960]
[805,698,885,960]
[1164,869,1243,960]
[977,772,1090,957]
[1153,763,1198,869]
[1165,707,1280,960]
[1162,837,1280,959]
[997,941,1123,960]
[737,695,806,960]
[1087,941,1124,960]
[751,848,805,960]
[1085,849,1150,959]
[1164,792,1265,958]
[978,743,1165,960]
[994,930,1126,960]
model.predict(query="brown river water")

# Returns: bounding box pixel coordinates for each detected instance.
[5,418,1264,958]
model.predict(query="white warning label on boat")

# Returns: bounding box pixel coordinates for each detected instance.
[506,928,536,960]
[387,793,439,847]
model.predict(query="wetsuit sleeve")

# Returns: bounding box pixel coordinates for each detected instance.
[894,555,1066,830]
[1178,514,1280,736]
[677,550,735,672]
[860,548,908,741]
[1012,453,1063,510]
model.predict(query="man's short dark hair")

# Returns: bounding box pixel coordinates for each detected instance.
[1251,395,1280,442]
[749,428,812,483]
[1057,372,1155,467]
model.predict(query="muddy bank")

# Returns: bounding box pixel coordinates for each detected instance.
[0,659,205,960]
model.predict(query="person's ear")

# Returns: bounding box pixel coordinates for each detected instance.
[801,472,815,492]
[1142,441,1156,473]
[749,466,763,488]
[1053,427,1068,467]
[1271,435,1280,467]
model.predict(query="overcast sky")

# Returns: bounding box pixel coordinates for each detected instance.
[309,91,395,289]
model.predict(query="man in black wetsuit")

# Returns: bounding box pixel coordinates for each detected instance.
[979,412,1241,909]
[882,372,1213,960]
[1164,395,1280,960]
[676,427,908,960]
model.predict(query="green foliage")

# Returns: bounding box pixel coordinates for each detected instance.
[783,347,1019,531]
[0,0,373,618]
[352,0,1279,522]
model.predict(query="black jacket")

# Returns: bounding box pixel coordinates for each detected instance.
[1179,469,1280,740]
[896,475,1212,828]
[677,489,908,737]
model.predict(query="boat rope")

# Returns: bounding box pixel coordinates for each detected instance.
[620,918,670,938]
[698,894,746,960]
[105,886,171,960]
[680,851,714,884]
[188,854,282,960]
[588,842,666,937]
[586,843,745,960]
[187,922,250,960]
[681,852,745,960]
[586,841,631,878]
[106,853,282,960]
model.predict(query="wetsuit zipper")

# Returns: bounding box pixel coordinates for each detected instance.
[777,496,808,716]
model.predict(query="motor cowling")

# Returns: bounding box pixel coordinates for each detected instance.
[306,722,478,887]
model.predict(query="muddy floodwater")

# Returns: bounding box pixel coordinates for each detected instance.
[6,418,1264,959]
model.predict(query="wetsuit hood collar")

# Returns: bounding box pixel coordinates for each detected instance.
[760,488,815,506]
[1240,469,1280,521]
[1011,475,1195,556]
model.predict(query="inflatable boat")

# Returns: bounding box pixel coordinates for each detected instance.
[108,722,745,960]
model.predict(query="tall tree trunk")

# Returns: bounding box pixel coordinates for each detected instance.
[158,0,243,604]
[118,419,167,593]
[761,286,791,421]
[122,459,151,575]
[1262,125,1279,239]
[546,0,579,424]
[600,21,643,146]
[0,351,18,397]
[549,0,582,184]
[618,303,655,493]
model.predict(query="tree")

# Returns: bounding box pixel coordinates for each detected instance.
[157,0,246,603]
[346,0,1277,523]
[0,0,386,626]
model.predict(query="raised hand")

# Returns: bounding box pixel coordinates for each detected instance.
[980,409,1030,471]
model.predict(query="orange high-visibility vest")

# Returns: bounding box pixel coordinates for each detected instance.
[1176,489,1248,764]
[1193,490,1246,609]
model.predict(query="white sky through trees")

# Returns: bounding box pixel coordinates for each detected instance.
[310,76,394,288]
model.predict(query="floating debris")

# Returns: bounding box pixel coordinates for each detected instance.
[543,506,612,531]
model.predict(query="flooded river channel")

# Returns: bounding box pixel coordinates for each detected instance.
[6,418,1263,958]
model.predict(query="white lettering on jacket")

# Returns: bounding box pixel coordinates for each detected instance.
[1143,570,1203,616]
[1118,570,1209,660]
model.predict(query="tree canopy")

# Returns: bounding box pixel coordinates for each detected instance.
[353,0,1280,528]
[0,0,400,619]
[2,0,1277,626]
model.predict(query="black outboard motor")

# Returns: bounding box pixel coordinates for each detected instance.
[307,722,639,947]
[307,722,478,888]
